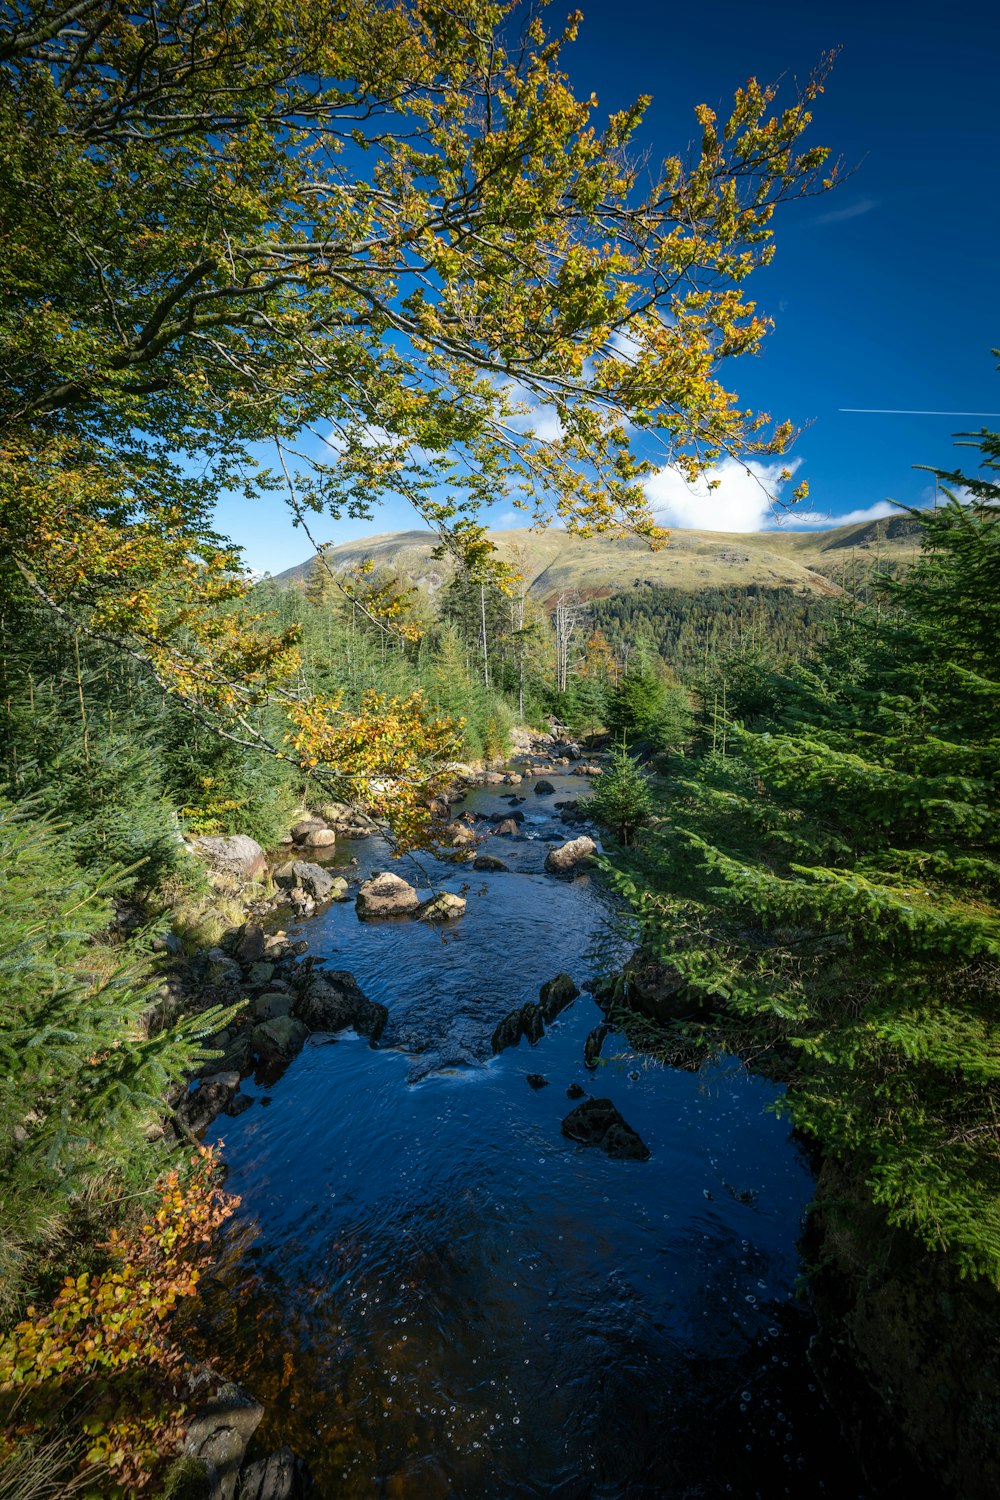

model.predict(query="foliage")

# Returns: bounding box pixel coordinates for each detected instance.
[0,0,835,833]
[588,738,652,845]
[603,449,1000,1281]
[0,1149,238,1496]
[0,797,238,1312]
[606,652,691,749]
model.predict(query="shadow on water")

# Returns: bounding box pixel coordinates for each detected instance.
[193,774,875,1498]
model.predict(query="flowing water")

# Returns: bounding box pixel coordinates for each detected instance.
[197,772,874,1498]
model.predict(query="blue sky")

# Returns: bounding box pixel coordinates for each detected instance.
[216,0,1000,572]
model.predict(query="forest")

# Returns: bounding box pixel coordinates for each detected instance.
[0,0,996,1495]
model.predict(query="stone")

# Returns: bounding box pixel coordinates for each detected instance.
[272,860,334,902]
[356,871,419,919]
[301,827,336,849]
[194,835,267,884]
[178,1071,240,1134]
[330,876,351,901]
[291,817,326,843]
[252,1015,308,1065]
[224,1091,253,1118]
[561,1096,650,1161]
[415,892,467,922]
[441,820,476,847]
[472,854,509,872]
[525,1073,549,1090]
[247,961,275,987]
[491,1001,545,1054]
[183,1379,263,1500]
[234,923,266,965]
[506,773,523,784]
[239,1448,313,1499]
[584,1023,611,1069]
[566,1082,586,1100]
[544,835,597,874]
[534,778,556,795]
[294,972,388,1043]
[539,973,580,1022]
[252,991,294,1021]
[493,819,520,837]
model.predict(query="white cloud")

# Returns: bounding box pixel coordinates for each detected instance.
[644,458,908,532]
[812,197,879,226]
[644,457,801,532]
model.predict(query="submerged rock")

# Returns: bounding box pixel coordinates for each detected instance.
[178,1071,241,1134]
[473,854,509,872]
[561,1096,650,1161]
[355,871,419,918]
[545,835,597,874]
[526,1073,549,1090]
[183,1377,264,1500]
[566,1082,586,1100]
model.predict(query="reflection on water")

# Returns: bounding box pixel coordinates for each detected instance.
[195,776,870,1497]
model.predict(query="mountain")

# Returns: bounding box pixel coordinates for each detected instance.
[271,515,925,604]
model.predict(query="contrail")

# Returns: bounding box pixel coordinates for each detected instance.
[839,408,1000,416]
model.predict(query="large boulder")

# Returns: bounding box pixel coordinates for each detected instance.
[356,871,419,919]
[294,971,388,1043]
[544,835,597,874]
[561,1097,650,1161]
[291,817,326,844]
[415,891,467,922]
[539,973,580,1022]
[272,860,335,902]
[195,835,267,884]
[300,827,336,849]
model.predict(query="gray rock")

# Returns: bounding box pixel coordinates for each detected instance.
[493,819,521,836]
[490,809,525,825]
[234,924,266,965]
[295,972,387,1043]
[291,817,326,843]
[526,1073,549,1090]
[356,871,419,919]
[544,835,597,874]
[301,827,336,849]
[252,1015,308,1064]
[561,1096,650,1161]
[566,1082,586,1100]
[247,961,275,987]
[184,1379,263,1500]
[534,779,556,796]
[252,991,294,1021]
[195,835,267,885]
[225,1091,253,1118]
[273,860,334,902]
[178,1071,241,1134]
[239,1448,313,1499]
[539,973,580,1021]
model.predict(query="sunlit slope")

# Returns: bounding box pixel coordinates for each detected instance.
[273,514,924,603]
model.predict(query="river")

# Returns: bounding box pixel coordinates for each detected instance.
[196,770,874,1498]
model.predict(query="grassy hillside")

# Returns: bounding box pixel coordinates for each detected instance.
[273,514,924,603]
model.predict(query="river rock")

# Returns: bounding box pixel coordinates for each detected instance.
[534,778,556,796]
[490,809,525,824]
[441,820,477,848]
[506,772,523,784]
[356,871,419,918]
[252,1016,308,1065]
[473,854,509,872]
[584,1023,611,1068]
[545,835,597,874]
[291,817,326,843]
[526,1073,549,1090]
[239,1448,313,1499]
[234,922,267,965]
[562,1097,650,1161]
[301,827,336,849]
[194,835,267,885]
[183,1378,264,1500]
[567,1082,586,1100]
[539,973,580,1021]
[273,860,335,902]
[253,991,294,1021]
[415,891,467,922]
[493,819,520,836]
[295,971,388,1043]
[491,1001,545,1054]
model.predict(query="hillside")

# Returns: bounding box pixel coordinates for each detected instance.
[272,514,925,604]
